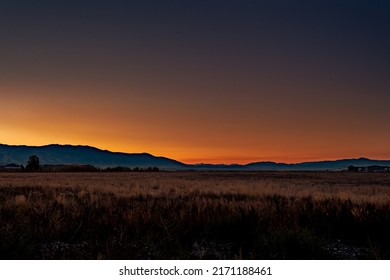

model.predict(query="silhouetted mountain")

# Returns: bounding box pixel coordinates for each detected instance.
[0,144,187,170]
[244,158,390,171]
[192,158,390,171]
[1,144,389,171]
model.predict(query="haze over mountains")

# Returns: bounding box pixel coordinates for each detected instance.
[1,144,390,171]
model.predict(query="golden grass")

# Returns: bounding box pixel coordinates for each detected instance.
[1,171,389,203]
[1,171,390,259]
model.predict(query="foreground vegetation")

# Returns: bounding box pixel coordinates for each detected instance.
[1,172,390,259]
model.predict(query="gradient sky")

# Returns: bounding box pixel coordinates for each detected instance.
[1,0,389,163]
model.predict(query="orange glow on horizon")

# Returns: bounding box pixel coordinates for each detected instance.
[1,135,389,165]
[1,83,389,165]
[1,2,390,167]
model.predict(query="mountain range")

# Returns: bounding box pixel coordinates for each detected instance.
[0,144,186,170]
[1,144,390,171]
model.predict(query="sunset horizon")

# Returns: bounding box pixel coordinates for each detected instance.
[1,1,389,168]
[1,141,389,165]
[1,0,390,265]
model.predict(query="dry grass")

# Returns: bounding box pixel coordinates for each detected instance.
[1,171,390,202]
[1,171,390,259]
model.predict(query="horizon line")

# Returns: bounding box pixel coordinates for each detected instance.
[1,142,388,165]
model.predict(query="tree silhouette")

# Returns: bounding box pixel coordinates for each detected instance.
[26,155,40,171]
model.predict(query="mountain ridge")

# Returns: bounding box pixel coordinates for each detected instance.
[0,144,186,170]
[1,144,390,171]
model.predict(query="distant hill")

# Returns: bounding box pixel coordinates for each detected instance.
[193,158,390,171]
[244,158,390,171]
[0,144,187,170]
[1,144,389,171]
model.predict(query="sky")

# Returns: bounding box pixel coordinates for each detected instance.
[1,0,389,164]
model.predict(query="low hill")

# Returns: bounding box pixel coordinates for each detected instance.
[244,158,390,171]
[0,144,187,170]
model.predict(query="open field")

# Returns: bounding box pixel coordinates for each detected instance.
[1,171,390,259]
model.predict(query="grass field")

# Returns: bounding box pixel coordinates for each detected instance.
[1,171,390,259]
